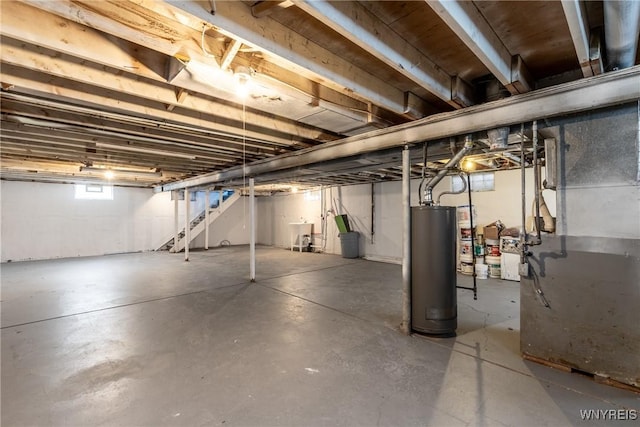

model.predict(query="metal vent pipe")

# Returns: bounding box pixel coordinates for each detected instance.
[604,0,640,71]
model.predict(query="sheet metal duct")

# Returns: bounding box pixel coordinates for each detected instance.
[604,0,640,71]
[157,67,640,192]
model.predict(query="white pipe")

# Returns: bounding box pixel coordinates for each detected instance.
[173,190,179,253]
[249,177,256,282]
[402,146,411,335]
[185,188,190,261]
[204,190,210,250]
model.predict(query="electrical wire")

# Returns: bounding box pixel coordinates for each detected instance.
[201,24,218,59]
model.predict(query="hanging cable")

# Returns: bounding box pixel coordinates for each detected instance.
[201,24,218,59]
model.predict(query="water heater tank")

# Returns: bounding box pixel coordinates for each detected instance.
[411,205,457,336]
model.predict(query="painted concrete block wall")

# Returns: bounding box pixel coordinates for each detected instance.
[0,182,246,262]
[0,181,173,262]
[256,191,324,250]
[437,167,555,230]
[257,167,551,262]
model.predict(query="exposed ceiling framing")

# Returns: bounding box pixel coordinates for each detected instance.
[1,0,639,191]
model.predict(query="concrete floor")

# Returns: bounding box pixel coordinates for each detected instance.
[2,246,638,426]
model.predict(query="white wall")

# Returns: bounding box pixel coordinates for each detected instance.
[436,168,556,230]
[191,195,250,248]
[257,190,324,248]
[0,181,249,262]
[257,168,556,262]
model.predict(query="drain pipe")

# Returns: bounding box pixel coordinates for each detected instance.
[520,123,527,266]
[423,136,474,205]
[531,121,542,245]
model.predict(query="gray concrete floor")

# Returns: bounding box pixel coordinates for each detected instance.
[2,246,638,426]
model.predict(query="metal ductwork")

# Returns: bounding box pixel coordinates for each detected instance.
[604,0,640,71]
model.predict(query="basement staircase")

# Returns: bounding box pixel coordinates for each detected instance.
[157,191,241,252]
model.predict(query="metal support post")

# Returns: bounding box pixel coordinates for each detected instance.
[249,178,256,282]
[204,190,210,250]
[185,188,190,262]
[173,190,179,253]
[401,146,411,335]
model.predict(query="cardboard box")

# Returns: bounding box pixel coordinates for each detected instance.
[483,225,500,240]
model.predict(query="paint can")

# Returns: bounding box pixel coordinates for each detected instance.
[486,239,501,256]
[460,262,474,275]
[485,255,502,278]
[459,238,473,263]
[475,263,488,279]
[460,227,473,239]
[457,205,476,228]
[474,244,485,256]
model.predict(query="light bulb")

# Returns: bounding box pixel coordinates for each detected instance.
[104,170,115,180]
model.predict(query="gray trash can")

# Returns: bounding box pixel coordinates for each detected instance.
[339,232,359,258]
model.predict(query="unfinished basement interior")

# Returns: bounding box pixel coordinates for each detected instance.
[1,0,639,425]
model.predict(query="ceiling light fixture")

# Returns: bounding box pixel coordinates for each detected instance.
[234,65,253,98]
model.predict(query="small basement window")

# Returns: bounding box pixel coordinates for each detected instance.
[74,184,114,200]
[452,172,495,192]
[304,190,320,201]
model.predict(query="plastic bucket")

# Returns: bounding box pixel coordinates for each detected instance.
[475,263,488,279]
[459,239,473,263]
[460,227,473,239]
[485,255,501,278]
[460,253,474,263]
[460,262,474,275]
[486,239,501,256]
[457,205,476,228]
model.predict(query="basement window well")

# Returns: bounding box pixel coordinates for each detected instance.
[74,184,114,200]
[452,172,495,192]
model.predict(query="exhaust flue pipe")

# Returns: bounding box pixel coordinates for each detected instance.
[604,0,640,70]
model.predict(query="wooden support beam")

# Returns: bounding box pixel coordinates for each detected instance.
[293,0,459,110]
[220,39,242,71]
[251,1,294,18]
[426,0,533,95]
[0,38,332,143]
[561,0,594,77]
[166,0,417,114]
